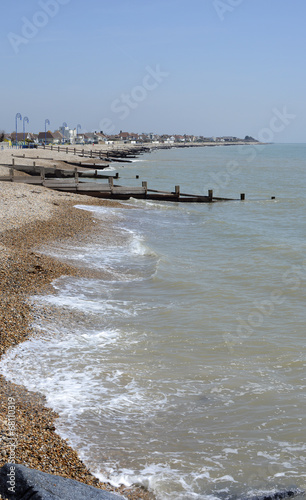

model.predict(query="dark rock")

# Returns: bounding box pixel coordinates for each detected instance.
[217,489,304,500]
[0,463,125,500]
[249,490,304,500]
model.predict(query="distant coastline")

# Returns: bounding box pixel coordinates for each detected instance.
[1,126,261,149]
[1,139,266,153]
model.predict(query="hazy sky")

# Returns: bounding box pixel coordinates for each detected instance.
[1,0,305,141]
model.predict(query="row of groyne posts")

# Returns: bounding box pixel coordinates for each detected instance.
[141,182,247,202]
[5,158,249,202]
[8,157,119,179]
[39,143,149,159]
[3,145,275,201]
[7,157,278,202]
[37,145,249,201]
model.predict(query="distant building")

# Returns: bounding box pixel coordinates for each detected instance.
[52,130,64,144]
[95,132,107,143]
[222,136,239,142]
[59,126,70,142]
[37,131,54,144]
[10,132,36,144]
[118,131,139,142]
[83,132,98,144]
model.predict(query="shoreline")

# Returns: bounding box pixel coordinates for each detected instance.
[0,140,263,499]
[0,171,155,499]
[0,139,264,157]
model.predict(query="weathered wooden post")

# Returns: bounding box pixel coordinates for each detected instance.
[115,172,119,179]
[12,158,15,167]
[58,146,60,152]
[74,148,76,155]
[51,145,53,151]
[142,181,148,194]
[40,167,45,183]
[82,149,84,157]
[9,168,14,181]
[66,147,68,154]
[175,185,180,198]
[208,189,213,202]
[33,161,36,168]
[240,193,245,200]
[74,168,79,184]
[109,176,114,189]
[90,150,93,158]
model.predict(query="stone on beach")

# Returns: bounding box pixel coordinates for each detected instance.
[0,463,125,499]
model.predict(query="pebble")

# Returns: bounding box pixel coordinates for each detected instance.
[0,154,155,500]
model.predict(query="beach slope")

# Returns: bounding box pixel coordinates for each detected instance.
[0,173,154,500]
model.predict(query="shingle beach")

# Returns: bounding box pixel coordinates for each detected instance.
[0,147,154,499]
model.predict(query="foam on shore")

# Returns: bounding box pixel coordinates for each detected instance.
[0,161,154,500]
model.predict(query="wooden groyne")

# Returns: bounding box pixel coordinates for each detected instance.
[0,167,243,203]
[0,148,250,203]
[11,154,110,170]
[0,162,117,179]
[38,144,150,162]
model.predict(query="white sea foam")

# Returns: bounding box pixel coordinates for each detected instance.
[95,463,223,500]
[1,145,306,499]
[40,206,160,281]
[222,448,239,455]
[123,197,179,211]
[74,204,123,215]
[100,165,117,171]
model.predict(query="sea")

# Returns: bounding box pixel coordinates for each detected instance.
[1,143,306,500]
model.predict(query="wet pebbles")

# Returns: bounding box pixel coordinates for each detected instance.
[0,181,154,500]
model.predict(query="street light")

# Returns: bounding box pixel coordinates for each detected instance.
[15,113,22,147]
[23,116,29,147]
[45,119,50,145]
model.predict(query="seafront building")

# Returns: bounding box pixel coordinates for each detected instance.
[2,127,258,147]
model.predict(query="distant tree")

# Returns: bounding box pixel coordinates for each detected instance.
[244,135,257,142]
[0,130,4,142]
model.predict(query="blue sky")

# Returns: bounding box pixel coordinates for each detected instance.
[1,0,305,141]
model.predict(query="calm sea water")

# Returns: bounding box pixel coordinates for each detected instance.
[1,144,306,499]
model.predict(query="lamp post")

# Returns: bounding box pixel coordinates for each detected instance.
[45,119,50,145]
[15,113,22,147]
[23,116,29,146]
[62,122,67,143]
